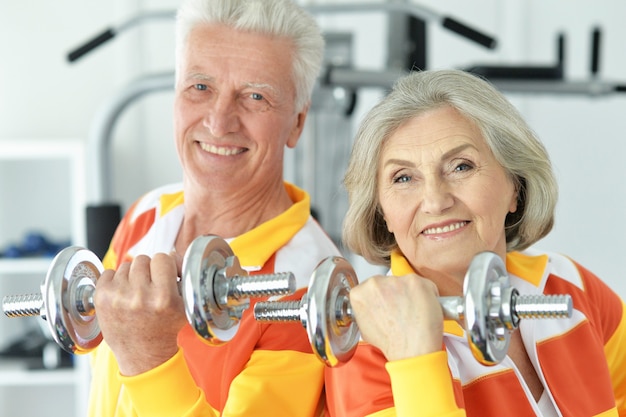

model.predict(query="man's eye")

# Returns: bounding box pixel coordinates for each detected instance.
[251,92,264,101]
[194,84,208,91]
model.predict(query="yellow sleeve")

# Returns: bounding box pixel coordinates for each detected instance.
[222,349,325,417]
[112,348,323,417]
[120,349,217,417]
[89,345,218,417]
[605,301,626,416]
[385,351,465,417]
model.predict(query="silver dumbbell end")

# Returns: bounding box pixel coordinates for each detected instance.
[513,294,572,320]
[461,252,573,366]
[255,256,359,367]
[3,235,298,355]
[3,293,44,318]
[183,235,296,345]
[1,247,104,355]
[254,300,302,322]
[227,272,295,299]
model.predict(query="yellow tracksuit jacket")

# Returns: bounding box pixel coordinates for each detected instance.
[325,249,626,417]
[87,182,340,417]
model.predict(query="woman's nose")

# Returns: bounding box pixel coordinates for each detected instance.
[419,178,454,214]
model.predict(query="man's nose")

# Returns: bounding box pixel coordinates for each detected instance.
[203,95,240,137]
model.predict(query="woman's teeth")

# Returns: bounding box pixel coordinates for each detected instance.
[422,221,467,235]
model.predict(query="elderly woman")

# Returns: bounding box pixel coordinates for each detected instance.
[325,70,626,416]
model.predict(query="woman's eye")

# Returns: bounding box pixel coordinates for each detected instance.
[454,162,473,172]
[392,174,410,184]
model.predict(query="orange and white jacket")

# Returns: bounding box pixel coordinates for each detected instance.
[325,249,626,417]
[87,182,340,417]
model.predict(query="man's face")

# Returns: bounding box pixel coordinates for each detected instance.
[173,24,307,194]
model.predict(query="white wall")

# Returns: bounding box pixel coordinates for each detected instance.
[513,1,626,299]
[1,0,625,298]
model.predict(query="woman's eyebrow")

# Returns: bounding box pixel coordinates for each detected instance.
[382,143,476,169]
[381,157,413,170]
[441,143,476,160]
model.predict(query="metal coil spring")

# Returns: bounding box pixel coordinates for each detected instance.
[2,294,43,318]
[254,300,301,322]
[229,272,295,298]
[514,294,572,319]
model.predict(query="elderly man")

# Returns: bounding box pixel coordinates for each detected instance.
[89,1,339,416]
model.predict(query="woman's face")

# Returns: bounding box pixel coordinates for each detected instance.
[377,106,518,285]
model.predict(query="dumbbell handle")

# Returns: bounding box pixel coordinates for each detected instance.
[440,291,573,326]
[3,293,50,318]
[254,291,573,329]
[3,272,296,320]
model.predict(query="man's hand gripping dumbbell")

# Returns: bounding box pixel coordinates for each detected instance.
[2,235,295,355]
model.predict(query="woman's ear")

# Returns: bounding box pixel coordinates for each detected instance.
[509,194,518,213]
[509,180,520,213]
[382,214,393,233]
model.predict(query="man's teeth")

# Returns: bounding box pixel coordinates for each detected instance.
[422,221,467,235]
[200,143,243,156]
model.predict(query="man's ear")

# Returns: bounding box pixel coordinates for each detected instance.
[287,103,309,149]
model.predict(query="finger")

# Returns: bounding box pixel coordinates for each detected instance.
[94,262,131,310]
[97,268,116,285]
[128,255,152,286]
[150,253,179,289]
[96,262,130,290]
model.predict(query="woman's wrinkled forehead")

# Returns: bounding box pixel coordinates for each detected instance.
[380,107,486,156]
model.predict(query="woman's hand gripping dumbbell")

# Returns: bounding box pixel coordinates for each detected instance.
[254,252,573,367]
[2,235,295,354]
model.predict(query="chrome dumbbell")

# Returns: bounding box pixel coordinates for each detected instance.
[254,252,573,367]
[2,235,295,354]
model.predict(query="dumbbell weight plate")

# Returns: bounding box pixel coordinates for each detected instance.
[182,235,248,345]
[305,256,360,367]
[463,251,510,366]
[44,246,103,354]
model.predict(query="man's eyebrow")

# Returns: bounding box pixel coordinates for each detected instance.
[244,82,280,97]
[188,72,212,80]
[245,82,274,90]
[185,75,279,92]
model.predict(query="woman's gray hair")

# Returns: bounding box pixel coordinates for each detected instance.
[343,69,557,266]
[175,0,324,112]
